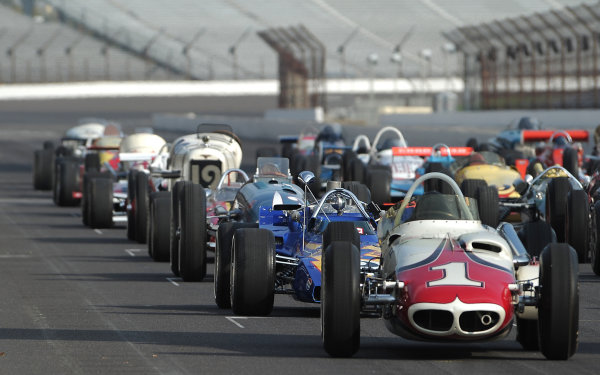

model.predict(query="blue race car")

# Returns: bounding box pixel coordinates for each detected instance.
[215,171,381,316]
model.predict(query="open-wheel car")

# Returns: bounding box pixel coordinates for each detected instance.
[320,172,579,361]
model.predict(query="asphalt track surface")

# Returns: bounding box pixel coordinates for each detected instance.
[1,100,599,374]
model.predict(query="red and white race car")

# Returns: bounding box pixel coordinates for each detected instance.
[320,172,579,360]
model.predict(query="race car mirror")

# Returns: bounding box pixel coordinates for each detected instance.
[298,170,315,185]
[513,178,529,196]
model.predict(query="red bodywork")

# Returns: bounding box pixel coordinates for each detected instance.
[394,237,515,340]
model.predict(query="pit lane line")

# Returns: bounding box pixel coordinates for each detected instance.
[94,229,103,235]
[124,249,142,257]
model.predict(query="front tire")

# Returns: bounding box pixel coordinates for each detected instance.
[322,241,360,357]
[538,243,579,360]
[88,177,113,228]
[178,183,207,281]
[565,189,589,263]
[135,172,149,244]
[230,228,275,316]
[545,177,571,242]
[214,222,258,309]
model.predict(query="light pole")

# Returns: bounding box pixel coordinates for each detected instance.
[229,27,251,80]
[441,42,456,90]
[367,53,379,126]
[420,48,432,94]
[391,51,402,105]
[337,27,359,78]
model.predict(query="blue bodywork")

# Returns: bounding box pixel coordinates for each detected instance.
[258,193,381,303]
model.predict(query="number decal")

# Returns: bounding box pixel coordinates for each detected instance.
[427,262,483,287]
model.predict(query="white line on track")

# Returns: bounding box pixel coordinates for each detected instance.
[225,316,266,329]
[124,249,142,257]
[166,277,181,286]
[0,254,31,258]
[94,229,103,235]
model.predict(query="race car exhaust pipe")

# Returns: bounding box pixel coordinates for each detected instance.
[480,314,493,326]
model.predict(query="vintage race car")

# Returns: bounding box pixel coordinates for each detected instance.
[345,126,472,206]
[320,172,579,361]
[81,132,166,229]
[143,124,246,281]
[215,170,381,316]
[34,122,120,206]
[498,165,591,263]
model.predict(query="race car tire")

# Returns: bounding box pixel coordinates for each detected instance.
[516,317,539,350]
[134,172,149,244]
[563,147,578,177]
[322,240,360,357]
[178,182,207,282]
[424,162,453,194]
[538,243,579,360]
[323,221,361,253]
[367,169,391,207]
[306,153,322,178]
[54,157,80,207]
[565,189,589,263]
[126,170,138,241]
[84,153,100,172]
[545,177,571,242]
[460,179,487,198]
[526,160,544,178]
[350,159,366,183]
[88,177,113,229]
[476,185,499,228]
[170,181,188,277]
[256,147,278,159]
[593,201,600,276]
[214,222,259,309]
[230,228,275,316]
[43,140,55,150]
[149,191,171,262]
[81,171,107,226]
[341,181,371,204]
[342,150,358,181]
[522,221,554,258]
[33,148,54,190]
[290,152,306,176]
[281,142,293,160]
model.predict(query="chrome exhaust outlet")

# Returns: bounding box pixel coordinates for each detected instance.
[480,313,493,326]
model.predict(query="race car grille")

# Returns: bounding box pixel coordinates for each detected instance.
[459,311,500,333]
[412,310,453,332]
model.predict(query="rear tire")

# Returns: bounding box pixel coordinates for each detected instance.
[366,169,391,206]
[135,172,149,244]
[563,147,578,177]
[322,241,360,357]
[341,181,371,204]
[545,177,571,242]
[149,191,171,262]
[170,181,188,277]
[460,179,487,199]
[54,157,81,207]
[538,243,579,360]
[126,170,138,241]
[89,177,113,228]
[178,183,207,281]
[476,185,499,228]
[323,221,360,252]
[230,228,275,316]
[424,162,453,194]
[565,189,589,263]
[84,153,100,172]
[593,201,600,276]
[350,158,366,183]
[214,222,258,309]
[521,221,554,258]
[33,148,54,190]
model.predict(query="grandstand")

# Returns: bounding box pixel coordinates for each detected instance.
[1,0,597,83]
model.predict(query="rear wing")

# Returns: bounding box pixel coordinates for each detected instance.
[521,130,589,143]
[392,146,473,157]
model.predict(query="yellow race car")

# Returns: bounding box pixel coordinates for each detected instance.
[454,151,523,199]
